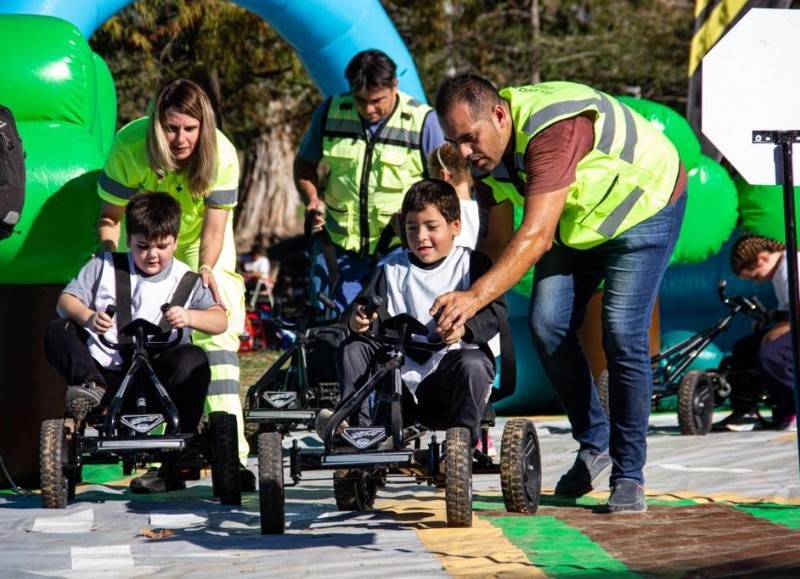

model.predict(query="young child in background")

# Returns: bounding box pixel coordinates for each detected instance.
[427,143,480,249]
[713,234,796,431]
[44,192,228,492]
[333,179,507,447]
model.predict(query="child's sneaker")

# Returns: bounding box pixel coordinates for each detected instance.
[314,408,348,439]
[712,409,760,432]
[771,410,797,431]
[65,382,106,421]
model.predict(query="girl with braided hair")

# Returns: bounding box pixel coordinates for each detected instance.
[713,234,797,431]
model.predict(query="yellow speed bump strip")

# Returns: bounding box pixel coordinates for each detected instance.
[377,493,543,577]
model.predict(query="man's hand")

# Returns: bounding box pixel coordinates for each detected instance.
[306,200,327,234]
[430,289,479,333]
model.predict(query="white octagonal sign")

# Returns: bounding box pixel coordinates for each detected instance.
[703,8,800,185]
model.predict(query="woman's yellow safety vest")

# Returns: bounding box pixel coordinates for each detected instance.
[478,82,681,249]
[321,91,432,256]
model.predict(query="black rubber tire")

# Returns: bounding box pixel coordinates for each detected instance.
[596,369,610,418]
[40,419,68,509]
[500,418,541,514]
[444,426,472,527]
[333,469,378,511]
[390,398,403,449]
[678,370,714,435]
[257,432,285,534]
[209,411,242,506]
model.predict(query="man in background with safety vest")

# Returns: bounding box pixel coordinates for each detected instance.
[294,49,444,311]
[430,74,687,513]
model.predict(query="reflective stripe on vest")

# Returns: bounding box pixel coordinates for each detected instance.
[479,82,680,249]
[321,91,431,256]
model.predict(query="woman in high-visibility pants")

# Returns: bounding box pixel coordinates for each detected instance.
[96,79,254,492]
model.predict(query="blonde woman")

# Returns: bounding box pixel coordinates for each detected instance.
[96,79,253,492]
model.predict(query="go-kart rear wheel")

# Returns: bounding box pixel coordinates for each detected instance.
[500,418,541,514]
[257,432,285,534]
[596,369,610,418]
[444,426,472,527]
[678,370,714,435]
[333,469,378,511]
[40,419,72,509]
[208,411,242,506]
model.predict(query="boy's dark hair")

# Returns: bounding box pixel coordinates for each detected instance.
[730,233,786,275]
[126,192,181,241]
[402,179,461,224]
[345,49,397,93]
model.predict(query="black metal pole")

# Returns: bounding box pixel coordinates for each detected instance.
[778,139,800,465]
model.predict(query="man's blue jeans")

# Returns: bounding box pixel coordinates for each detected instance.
[530,194,686,484]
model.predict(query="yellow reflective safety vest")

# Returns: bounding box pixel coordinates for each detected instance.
[321,91,432,256]
[478,82,681,249]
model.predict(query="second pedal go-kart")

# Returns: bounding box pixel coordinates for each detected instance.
[256,310,542,535]
[244,295,345,436]
[596,280,768,435]
[40,312,242,508]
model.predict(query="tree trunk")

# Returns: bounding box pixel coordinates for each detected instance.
[235,99,302,252]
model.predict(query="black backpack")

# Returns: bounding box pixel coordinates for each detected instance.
[0,105,25,241]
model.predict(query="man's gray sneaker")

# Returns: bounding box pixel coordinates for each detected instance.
[65,382,106,421]
[607,477,647,513]
[554,449,611,497]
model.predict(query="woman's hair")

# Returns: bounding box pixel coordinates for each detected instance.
[147,79,218,198]
[401,178,461,224]
[426,143,471,186]
[126,192,181,241]
[730,233,786,274]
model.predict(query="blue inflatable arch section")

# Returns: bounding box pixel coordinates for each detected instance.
[1,0,427,101]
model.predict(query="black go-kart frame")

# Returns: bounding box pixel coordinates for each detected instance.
[256,311,542,535]
[596,279,769,435]
[39,312,242,508]
[244,294,344,436]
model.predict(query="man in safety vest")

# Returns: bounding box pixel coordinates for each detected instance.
[430,74,687,513]
[294,49,444,312]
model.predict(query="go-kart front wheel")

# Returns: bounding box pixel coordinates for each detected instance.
[257,432,285,534]
[333,469,378,511]
[500,418,541,514]
[208,411,242,506]
[40,418,75,509]
[444,426,473,527]
[678,370,714,435]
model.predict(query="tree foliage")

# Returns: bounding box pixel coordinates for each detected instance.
[90,0,699,249]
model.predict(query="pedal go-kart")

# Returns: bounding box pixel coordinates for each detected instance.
[596,280,768,435]
[256,310,541,535]
[244,295,346,437]
[39,314,242,508]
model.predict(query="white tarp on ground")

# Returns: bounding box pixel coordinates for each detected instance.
[1,415,798,577]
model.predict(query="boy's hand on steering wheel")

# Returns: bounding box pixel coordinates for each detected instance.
[91,310,114,335]
[348,305,376,334]
[163,305,192,329]
[438,324,465,345]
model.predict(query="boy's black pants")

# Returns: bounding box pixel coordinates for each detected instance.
[44,318,210,433]
[337,333,494,445]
